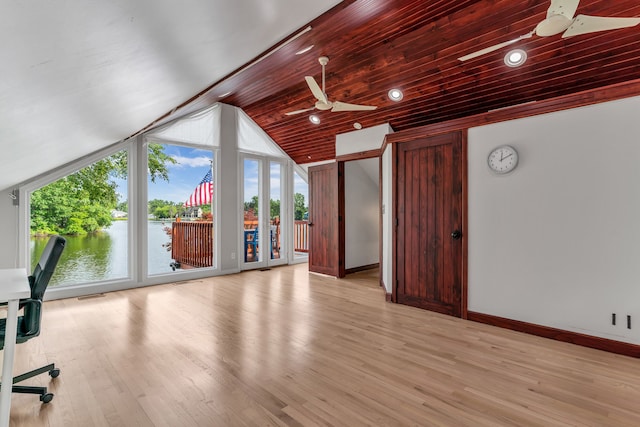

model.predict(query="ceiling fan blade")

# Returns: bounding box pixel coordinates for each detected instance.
[458,31,535,61]
[562,15,640,38]
[331,101,377,112]
[284,107,315,116]
[304,76,328,104]
[547,0,580,20]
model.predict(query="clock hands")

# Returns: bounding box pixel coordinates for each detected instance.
[488,145,518,174]
[499,151,513,162]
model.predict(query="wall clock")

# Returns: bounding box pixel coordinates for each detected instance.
[487,145,518,174]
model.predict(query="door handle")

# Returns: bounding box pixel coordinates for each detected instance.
[451,230,462,240]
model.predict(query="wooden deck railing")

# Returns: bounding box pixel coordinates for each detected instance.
[171,219,309,267]
[294,220,309,253]
[171,221,213,268]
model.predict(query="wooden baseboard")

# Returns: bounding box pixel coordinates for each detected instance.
[385,293,392,302]
[345,263,379,275]
[468,311,640,358]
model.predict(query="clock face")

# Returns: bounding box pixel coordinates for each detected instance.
[488,145,518,174]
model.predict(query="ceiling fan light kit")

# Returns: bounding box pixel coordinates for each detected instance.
[285,56,378,116]
[458,0,640,62]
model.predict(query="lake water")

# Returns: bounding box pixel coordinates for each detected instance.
[30,220,176,287]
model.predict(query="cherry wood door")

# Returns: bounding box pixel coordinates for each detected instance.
[395,132,465,317]
[308,163,345,277]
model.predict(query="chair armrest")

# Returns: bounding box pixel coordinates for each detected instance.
[18,299,42,336]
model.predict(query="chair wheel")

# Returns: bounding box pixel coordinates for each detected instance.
[49,368,60,378]
[40,393,54,403]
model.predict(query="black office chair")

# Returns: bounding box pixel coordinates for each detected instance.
[0,235,66,403]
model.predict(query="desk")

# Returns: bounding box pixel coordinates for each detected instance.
[0,269,30,427]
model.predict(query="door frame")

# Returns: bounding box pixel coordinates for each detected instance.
[391,131,468,318]
[335,150,382,276]
[239,154,289,270]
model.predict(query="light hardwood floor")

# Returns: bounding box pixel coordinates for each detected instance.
[5,264,640,426]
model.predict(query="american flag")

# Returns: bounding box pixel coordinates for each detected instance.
[184,169,213,207]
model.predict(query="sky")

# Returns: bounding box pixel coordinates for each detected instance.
[148,145,213,203]
[116,144,308,206]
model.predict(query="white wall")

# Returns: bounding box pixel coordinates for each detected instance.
[336,123,393,156]
[218,104,240,272]
[0,189,19,268]
[345,159,379,270]
[468,95,640,345]
[336,123,393,276]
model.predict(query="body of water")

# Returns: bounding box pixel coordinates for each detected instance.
[30,220,177,287]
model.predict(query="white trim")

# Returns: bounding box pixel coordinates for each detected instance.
[43,267,241,301]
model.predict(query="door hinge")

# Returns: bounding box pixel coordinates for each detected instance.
[395,218,399,227]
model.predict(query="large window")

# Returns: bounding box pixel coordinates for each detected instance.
[29,149,130,287]
[21,103,303,298]
[148,144,215,275]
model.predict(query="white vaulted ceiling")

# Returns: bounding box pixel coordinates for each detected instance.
[0,0,342,190]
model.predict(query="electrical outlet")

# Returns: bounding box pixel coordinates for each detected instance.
[231,252,236,260]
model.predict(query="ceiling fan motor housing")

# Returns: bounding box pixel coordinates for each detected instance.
[536,14,573,36]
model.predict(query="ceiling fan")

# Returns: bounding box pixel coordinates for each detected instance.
[285,56,377,116]
[458,0,640,62]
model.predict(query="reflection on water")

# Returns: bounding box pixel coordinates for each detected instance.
[30,221,173,287]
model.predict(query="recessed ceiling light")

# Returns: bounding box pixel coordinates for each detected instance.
[309,115,321,125]
[218,91,232,98]
[388,88,404,102]
[504,49,527,67]
[295,45,314,55]
[353,122,362,130]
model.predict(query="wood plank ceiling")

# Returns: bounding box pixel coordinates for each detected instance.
[141,0,640,164]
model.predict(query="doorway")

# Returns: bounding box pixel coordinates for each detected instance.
[308,156,381,278]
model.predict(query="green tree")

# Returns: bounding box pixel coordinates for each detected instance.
[30,177,113,235]
[148,199,187,220]
[30,145,175,235]
[270,199,280,219]
[244,195,259,215]
[148,199,168,215]
[294,193,307,220]
[116,201,128,212]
